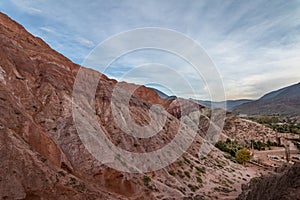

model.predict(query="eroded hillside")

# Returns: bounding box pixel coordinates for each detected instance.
[0,12,278,200]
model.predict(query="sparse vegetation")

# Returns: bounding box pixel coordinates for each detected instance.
[214,186,232,193]
[236,148,251,165]
[183,156,191,165]
[188,184,199,192]
[176,186,186,194]
[184,171,190,178]
[247,115,300,134]
[66,177,86,191]
[168,170,176,176]
[143,175,151,187]
[215,139,242,157]
[69,177,76,186]
[216,137,282,165]
[177,170,185,178]
[250,139,282,150]
[196,176,203,184]
[73,182,86,191]
[177,160,184,167]
[195,166,206,174]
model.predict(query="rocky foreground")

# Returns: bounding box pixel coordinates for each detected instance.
[238,163,300,200]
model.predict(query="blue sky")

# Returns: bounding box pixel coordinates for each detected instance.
[0,0,300,100]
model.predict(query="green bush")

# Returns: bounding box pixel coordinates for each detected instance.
[184,171,190,178]
[177,160,184,167]
[236,148,251,165]
[196,176,203,184]
[195,166,206,174]
[143,175,151,187]
[215,141,230,153]
[188,184,199,192]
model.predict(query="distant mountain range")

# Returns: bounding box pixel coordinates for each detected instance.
[232,82,300,117]
[153,82,300,117]
[196,99,253,111]
[150,88,177,99]
[150,89,253,111]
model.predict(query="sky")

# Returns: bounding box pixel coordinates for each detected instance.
[0,0,300,100]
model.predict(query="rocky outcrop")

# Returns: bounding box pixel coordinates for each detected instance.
[238,163,300,200]
[117,82,175,109]
[0,129,117,200]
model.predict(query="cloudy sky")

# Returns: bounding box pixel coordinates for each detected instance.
[1,0,300,100]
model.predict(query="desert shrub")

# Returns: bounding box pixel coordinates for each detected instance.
[177,170,185,178]
[177,160,184,167]
[176,186,186,194]
[215,141,230,152]
[236,148,251,165]
[196,176,203,184]
[69,177,76,186]
[183,156,191,165]
[168,170,176,176]
[184,171,190,178]
[195,166,206,174]
[73,182,86,191]
[143,175,151,187]
[188,184,199,192]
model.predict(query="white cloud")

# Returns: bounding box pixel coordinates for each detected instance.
[10,0,42,14]
[77,37,95,48]
[39,27,56,34]
[2,0,300,100]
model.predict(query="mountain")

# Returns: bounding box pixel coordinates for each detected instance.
[233,82,300,117]
[0,12,285,199]
[150,88,177,99]
[196,99,253,111]
[150,88,252,111]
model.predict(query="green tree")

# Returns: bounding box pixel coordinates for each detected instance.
[236,148,251,165]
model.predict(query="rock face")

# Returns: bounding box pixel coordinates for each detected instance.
[0,12,264,199]
[238,163,300,200]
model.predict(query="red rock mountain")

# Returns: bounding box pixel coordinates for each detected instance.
[0,12,277,199]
